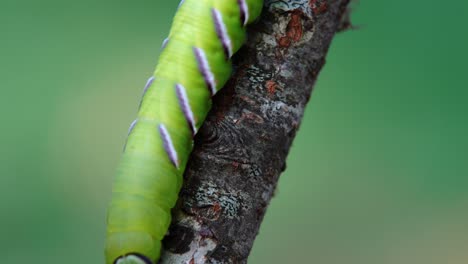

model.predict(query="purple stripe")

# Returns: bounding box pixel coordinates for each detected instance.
[161,37,169,49]
[139,76,154,109]
[177,0,185,10]
[193,47,216,96]
[158,124,179,168]
[175,84,197,136]
[123,119,138,152]
[128,119,138,135]
[212,8,233,59]
[237,0,249,26]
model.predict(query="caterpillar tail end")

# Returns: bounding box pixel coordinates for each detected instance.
[105,232,160,264]
[113,253,153,264]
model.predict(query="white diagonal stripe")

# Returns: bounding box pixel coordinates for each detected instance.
[212,8,233,58]
[139,76,154,109]
[193,47,217,96]
[128,119,138,135]
[161,37,169,49]
[158,124,179,168]
[176,84,197,135]
[238,0,249,26]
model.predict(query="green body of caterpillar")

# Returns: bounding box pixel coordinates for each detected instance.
[105,0,263,263]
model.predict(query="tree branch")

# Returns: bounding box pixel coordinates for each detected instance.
[160,0,351,263]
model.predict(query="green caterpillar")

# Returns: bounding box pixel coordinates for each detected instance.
[105,0,263,263]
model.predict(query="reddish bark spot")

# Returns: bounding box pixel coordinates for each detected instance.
[266,80,277,95]
[278,36,291,48]
[243,111,264,124]
[239,95,256,105]
[276,10,303,49]
[206,202,222,220]
[235,111,264,125]
[310,0,328,15]
[286,11,303,42]
[316,2,328,14]
[232,161,240,170]
[213,203,222,214]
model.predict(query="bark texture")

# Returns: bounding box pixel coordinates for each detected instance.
[160,0,350,263]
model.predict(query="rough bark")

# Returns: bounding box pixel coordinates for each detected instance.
[160,0,351,263]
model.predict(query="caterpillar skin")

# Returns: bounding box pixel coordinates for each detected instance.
[105,0,263,263]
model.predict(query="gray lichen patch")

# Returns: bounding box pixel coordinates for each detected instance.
[258,99,303,134]
[185,182,250,219]
[245,65,274,87]
[265,0,314,17]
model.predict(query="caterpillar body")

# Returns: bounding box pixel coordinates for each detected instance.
[105,1,263,263]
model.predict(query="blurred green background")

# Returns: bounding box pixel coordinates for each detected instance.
[1,0,467,263]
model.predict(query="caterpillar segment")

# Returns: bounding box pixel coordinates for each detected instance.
[105,0,263,263]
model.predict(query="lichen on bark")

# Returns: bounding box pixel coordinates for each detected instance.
[160,0,351,263]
